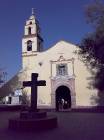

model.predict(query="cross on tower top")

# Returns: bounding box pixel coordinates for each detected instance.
[32,8,35,15]
[23,73,46,112]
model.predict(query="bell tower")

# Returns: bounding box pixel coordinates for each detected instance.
[22,9,43,70]
[22,9,43,55]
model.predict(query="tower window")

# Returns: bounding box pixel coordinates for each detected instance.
[56,64,68,76]
[30,22,32,25]
[28,27,31,35]
[27,40,32,51]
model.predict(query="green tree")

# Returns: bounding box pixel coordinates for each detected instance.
[79,0,104,105]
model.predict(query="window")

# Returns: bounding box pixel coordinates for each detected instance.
[27,40,32,51]
[28,27,31,35]
[29,22,32,25]
[57,64,68,76]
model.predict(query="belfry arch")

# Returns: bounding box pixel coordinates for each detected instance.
[28,27,31,35]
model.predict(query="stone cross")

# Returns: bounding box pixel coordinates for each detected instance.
[23,73,46,112]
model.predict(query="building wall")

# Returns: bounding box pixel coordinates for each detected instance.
[21,40,98,108]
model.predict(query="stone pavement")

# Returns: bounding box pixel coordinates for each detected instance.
[0,111,104,140]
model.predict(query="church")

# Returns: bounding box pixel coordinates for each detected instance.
[0,10,98,109]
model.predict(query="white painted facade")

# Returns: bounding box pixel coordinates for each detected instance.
[20,12,98,109]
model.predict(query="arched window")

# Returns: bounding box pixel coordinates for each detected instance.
[27,40,32,51]
[28,27,31,35]
[30,22,32,25]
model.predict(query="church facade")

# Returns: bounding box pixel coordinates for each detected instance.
[20,12,98,109]
[0,11,98,109]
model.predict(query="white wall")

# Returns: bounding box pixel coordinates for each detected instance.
[21,40,98,108]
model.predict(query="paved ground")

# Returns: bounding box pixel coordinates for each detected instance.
[0,111,104,140]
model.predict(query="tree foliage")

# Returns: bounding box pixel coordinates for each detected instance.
[79,0,104,92]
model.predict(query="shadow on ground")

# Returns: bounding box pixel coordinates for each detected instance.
[0,111,104,140]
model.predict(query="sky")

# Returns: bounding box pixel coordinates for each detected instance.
[0,0,101,80]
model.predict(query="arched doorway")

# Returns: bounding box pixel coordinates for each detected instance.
[56,86,71,111]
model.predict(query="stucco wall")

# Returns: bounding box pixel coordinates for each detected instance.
[21,40,98,108]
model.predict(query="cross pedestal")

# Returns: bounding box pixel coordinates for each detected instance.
[9,73,57,131]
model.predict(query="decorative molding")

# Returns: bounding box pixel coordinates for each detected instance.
[22,53,37,57]
[23,34,37,39]
[22,52,27,54]
[51,77,76,108]
[51,75,75,80]
[50,55,75,77]
[50,55,74,63]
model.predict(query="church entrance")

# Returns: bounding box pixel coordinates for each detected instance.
[56,86,71,111]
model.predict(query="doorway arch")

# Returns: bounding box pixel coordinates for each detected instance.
[56,85,71,111]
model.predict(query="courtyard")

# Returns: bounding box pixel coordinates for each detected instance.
[0,111,104,140]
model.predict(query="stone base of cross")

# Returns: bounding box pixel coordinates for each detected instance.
[9,73,58,130]
[23,73,46,112]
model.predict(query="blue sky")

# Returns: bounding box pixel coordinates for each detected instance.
[0,0,100,80]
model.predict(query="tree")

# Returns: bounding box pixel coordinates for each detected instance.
[79,0,104,105]
[0,69,7,87]
[21,89,30,105]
